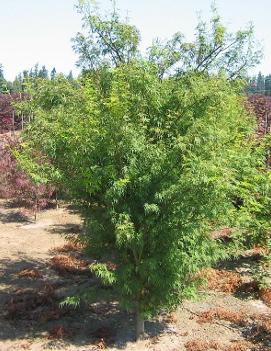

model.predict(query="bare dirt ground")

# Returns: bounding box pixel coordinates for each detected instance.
[0,198,270,351]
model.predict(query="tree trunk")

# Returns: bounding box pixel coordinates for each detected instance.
[34,195,38,222]
[135,308,145,341]
[55,191,59,210]
[12,111,15,134]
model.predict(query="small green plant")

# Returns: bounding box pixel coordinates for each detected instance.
[252,243,271,289]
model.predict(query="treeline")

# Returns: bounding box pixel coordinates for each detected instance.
[0,63,74,93]
[247,72,271,95]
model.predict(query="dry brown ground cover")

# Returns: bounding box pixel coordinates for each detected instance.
[0,198,271,351]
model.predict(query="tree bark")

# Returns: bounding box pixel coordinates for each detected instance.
[135,308,145,341]
[55,191,59,210]
[34,194,38,222]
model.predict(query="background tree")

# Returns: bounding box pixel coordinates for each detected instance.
[38,65,49,79]
[67,70,74,81]
[265,74,271,96]
[12,73,24,92]
[50,67,57,80]
[256,72,265,92]
[0,64,8,93]
[0,135,55,219]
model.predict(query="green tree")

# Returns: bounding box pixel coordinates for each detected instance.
[72,1,140,70]
[38,65,49,79]
[0,65,7,93]
[67,70,74,81]
[73,3,261,80]
[50,67,57,80]
[18,75,268,340]
[12,73,23,92]
[33,63,39,78]
[257,72,265,92]
[265,74,271,96]
[148,7,261,79]
[17,3,269,341]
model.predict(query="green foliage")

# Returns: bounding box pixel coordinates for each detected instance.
[73,1,261,80]
[251,241,271,288]
[18,67,267,318]
[73,1,140,70]
[90,263,116,285]
[60,296,81,309]
[227,134,271,248]
[0,64,9,93]
[148,5,261,79]
[16,2,270,326]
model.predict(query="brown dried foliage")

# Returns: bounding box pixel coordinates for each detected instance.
[185,339,258,351]
[19,342,32,350]
[163,312,178,324]
[211,227,233,240]
[54,241,84,253]
[17,268,42,279]
[199,268,242,293]
[245,316,271,348]
[5,284,59,321]
[227,341,255,351]
[197,308,247,326]
[197,308,271,349]
[185,338,219,351]
[50,255,89,275]
[259,288,271,306]
[94,338,107,350]
[253,315,271,334]
[105,261,118,271]
[243,246,270,259]
[48,325,68,339]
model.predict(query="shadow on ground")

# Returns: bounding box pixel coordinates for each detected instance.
[0,210,30,224]
[0,199,168,349]
[0,239,167,350]
[48,223,82,236]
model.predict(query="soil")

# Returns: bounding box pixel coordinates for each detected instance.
[0,198,270,351]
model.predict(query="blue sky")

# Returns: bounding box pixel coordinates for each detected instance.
[0,0,270,80]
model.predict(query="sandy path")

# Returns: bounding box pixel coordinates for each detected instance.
[0,200,81,286]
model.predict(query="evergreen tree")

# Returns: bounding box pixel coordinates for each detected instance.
[50,67,57,80]
[12,73,23,92]
[38,65,48,79]
[67,70,74,81]
[256,72,265,93]
[264,74,271,96]
[0,65,7,93]
[33,63,39,79]
[22,70,29,79]
[246,76,257,95]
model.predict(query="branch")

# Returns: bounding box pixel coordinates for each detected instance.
[94,24,124,66]
[195,38,239,72]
